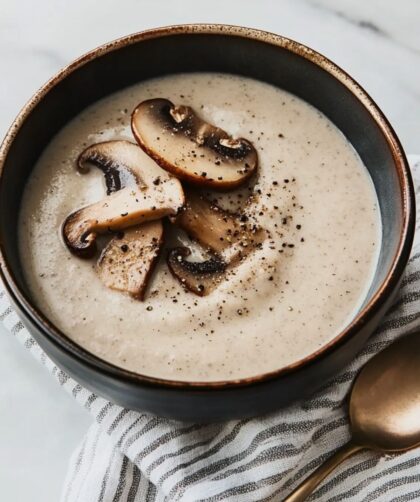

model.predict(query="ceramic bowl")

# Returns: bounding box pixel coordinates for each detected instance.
[0,25,415,420]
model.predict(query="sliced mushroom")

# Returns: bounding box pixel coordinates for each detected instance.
[167,247,226,296]
[168,191,266,296]
[63,141,184,257]
[131,98,258,190]
[78,141,138,194]
[172,190,266,263]
[97,221,163,300]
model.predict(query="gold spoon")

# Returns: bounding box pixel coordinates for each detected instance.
[284,332,420,501]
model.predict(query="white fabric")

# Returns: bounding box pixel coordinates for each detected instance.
[1,156,420,501]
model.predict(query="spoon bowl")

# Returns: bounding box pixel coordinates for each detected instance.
[350,333,420,452]
[285,332,420,501]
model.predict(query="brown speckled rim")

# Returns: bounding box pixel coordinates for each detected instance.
[0,24,415,390]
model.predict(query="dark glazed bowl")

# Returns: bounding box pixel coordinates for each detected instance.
[0,25,415,421]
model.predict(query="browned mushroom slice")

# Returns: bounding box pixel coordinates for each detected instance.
[131,98,258,190]
[62,183,178,257]
[167,247,226,296]
[77,139,179,194]
[173,190,265,262]
[63,141,184,257]
[78,141,137,194]
[97,221,163,300]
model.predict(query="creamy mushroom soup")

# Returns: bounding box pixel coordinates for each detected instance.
[19,73,381,381]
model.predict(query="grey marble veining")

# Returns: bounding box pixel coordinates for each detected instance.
[311,0,420,53]
[0,1,419,501]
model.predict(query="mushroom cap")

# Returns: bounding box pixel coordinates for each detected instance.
[167,247,226,296]
[63,141,184,256]
[131,98,258,190]
[97,220,163,300]
[77,140,176,193]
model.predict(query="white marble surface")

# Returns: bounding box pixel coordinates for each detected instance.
[0,1,419,501]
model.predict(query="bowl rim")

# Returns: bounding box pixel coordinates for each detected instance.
[0,23,415,390]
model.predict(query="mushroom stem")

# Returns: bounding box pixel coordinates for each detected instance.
[97,221,164,300]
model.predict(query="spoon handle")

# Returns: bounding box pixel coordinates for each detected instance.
[283,441,363,502]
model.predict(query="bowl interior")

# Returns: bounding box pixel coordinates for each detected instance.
[0,29,405,354]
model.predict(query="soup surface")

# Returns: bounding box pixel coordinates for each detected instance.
[19,73,381,381]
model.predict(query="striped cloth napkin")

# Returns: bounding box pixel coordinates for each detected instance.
[1,155,420,502]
